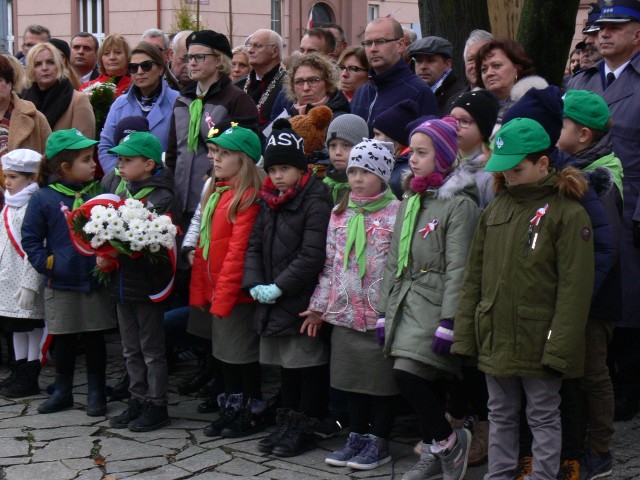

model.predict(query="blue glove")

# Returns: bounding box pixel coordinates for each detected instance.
[249,286,264,301]
[259,284,283,304]
[431,319,454,356]
[375,317,385,347]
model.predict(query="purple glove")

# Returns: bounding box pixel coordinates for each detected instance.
[375,317,386,347]
[432,319,454,356]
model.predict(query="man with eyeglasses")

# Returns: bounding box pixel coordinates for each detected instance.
[350,17,438,133]
[167,30,193,91]
[409,36,465,116]
[239,29,286,130]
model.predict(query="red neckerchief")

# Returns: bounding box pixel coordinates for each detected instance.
[261,171,311,210]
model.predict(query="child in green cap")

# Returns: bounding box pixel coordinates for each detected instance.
[452,117,596,480]
[105,131,179,432]
[22,129,116,417]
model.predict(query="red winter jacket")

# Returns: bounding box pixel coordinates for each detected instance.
[189,183,259,317]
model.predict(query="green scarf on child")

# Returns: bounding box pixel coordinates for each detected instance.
[396,193,423,277]
[323,176,350,204]
[199,185,233,259]
[49,181,101,210]
[344,188,396,277]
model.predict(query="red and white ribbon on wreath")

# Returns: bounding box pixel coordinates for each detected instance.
[3,207,25,259]
[530,204,549,226]
[418,219,439,239]
[148,238,177,303]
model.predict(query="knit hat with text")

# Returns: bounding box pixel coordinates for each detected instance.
[263,119,307,171]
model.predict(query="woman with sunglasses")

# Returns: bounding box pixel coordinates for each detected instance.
[22,42,95,139]
[98,42,179,174]
[79,34,133,98]
[337,47,370,102]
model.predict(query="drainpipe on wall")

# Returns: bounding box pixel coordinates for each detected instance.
[0,0,8,53]
[157,0,162,29]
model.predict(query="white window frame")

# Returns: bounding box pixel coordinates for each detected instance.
[78,0,104,42]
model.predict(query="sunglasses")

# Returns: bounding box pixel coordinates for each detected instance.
[127,60,159,74]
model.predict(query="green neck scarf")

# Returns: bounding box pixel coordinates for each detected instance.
[188,96,204,152]
[126,186,155,200]
[396,193,423,277]
[344,188,396,278]
[199,185,233,259]
[323,176,350,204]
[49,181,100,210]
[113,168,127,196]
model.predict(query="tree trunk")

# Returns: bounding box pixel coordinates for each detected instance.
[517,0,580,86]
[418,0,491,83]
[487,0,524,38]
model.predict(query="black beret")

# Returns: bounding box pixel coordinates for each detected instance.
[186,30,233,59]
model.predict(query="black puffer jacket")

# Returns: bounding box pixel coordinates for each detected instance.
[243,176,332,337]
[109,167,180,304]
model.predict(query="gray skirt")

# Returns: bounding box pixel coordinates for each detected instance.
[44,287,116,335]
[186,307,213,340]
[330,326,398,396]
[260,333,329,368]
[211,303,259,364]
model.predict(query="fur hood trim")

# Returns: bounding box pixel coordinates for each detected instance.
[510,75,549,103]
[493,167,588,200]
[438,169,477,199]
[584,166,614,198]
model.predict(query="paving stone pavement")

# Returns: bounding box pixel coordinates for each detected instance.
[0,334,638,480]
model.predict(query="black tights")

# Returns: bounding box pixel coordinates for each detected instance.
[281,365,329,419]
[447,365,489,421]
[54,332,106,376]
[394,369,452,443]
[222,361,261,399]
[347,391,397,439]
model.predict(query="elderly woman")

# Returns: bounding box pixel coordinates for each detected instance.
[231,46,251,82]
[22,43,95,138]
[165,30,258,220]
[79,34,132,97]
[272,53,349,119]
[337,46,370,102]
[0,55,50,158]
[98,42,180,173]
[475,39,541,121]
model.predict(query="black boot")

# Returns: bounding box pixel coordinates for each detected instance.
[38,373,74,414]
[258,408,293,453]
[178,353,216,395]
[203,393,242,437]
[110,397,145,428]
[272,411,318,457]
[0,359,25,390]
[128,402,171,432]
[86,373,107,417]
[1,360,40,398]
[221,398,267,438]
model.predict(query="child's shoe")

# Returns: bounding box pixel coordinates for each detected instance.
[325,432,368,466]
[402,442,442,480]
[1,360,40,398]
[432,428,471,480]
[272,411,317,457]
[109,397,145,428]
[346,434,391,470]
[221,398,267,438]
[86,373,107,417]
[0,359,25,389]
[38,374,74,414]
[258,408,292,453]
[203,393,242,437]
[515,455,533,480]
[579,448,613,480]
[128,402,171,432]
[468,418,488,465]
[557,459,580,480]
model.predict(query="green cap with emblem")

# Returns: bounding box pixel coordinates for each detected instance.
[45,128,99,159]
[108,131,163,165]
[563,90,610,132]
[485,118,551,172]
[206,124,262,163]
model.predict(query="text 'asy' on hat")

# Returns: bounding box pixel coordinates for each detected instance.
[563,90,611,132]
[45,129,99,159]
[264,119,306,172]
[108,131,163,165]
[485,118,551,172]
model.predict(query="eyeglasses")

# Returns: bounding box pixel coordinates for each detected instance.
[245,43,276,50]
[186,53,217,63]
[293,76,323,87]
[127,60,160,74]
[338,65,368,74]
[361,38,401,48]
[452,117,475,129]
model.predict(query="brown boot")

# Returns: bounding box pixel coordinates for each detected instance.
[468,419,489,465]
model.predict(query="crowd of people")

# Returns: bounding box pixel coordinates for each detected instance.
[0,1,638,479]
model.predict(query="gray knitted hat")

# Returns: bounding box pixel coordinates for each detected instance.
[325,114,369,149]
[347,139,395,184]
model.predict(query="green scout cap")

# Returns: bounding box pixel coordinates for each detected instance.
[485,118,551,172]
[45,128,99,159]
[108,131,163,165]
[206,125,262,163]
[563,90,610,132]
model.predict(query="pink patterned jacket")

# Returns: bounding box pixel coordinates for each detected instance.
[308,199,400,331]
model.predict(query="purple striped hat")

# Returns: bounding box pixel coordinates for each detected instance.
[409,116,458,174]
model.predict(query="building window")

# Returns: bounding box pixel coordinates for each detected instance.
[368,4,379,23]
[78,0,104,41]
[271,0,281,34]
[311,3,333,27]
[4,0,13,54]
